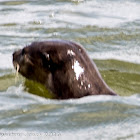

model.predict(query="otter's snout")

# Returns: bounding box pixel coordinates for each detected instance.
[13,51,16,63]
[12,49,21,69]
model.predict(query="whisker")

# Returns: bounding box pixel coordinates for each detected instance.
[15,63,20,83]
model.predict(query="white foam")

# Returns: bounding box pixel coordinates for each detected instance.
[55,1,140,27]
[89,46,140,64]
[1,1,139,28]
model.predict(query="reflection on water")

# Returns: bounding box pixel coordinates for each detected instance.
[0,0,140,139]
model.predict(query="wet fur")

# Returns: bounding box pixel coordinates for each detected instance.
[13,40,117,99]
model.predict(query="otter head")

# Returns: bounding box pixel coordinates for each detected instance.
[12,43,53,85]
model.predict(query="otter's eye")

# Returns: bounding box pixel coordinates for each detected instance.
[21,49,25,55]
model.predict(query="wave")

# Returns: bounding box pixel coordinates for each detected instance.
[1,85,139,106]
[90,48,140,64]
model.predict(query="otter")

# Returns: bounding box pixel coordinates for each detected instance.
[13,40,117,99]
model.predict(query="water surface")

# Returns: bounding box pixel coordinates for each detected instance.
[0,0,140,139]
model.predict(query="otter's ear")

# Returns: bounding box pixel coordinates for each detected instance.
[41,51,59,64]
[42,52,50,61]
[40,52,51,68]
[40,51,64,69]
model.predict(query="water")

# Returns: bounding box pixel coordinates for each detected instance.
[0,0,140,139]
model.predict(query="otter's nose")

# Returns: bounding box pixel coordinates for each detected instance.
[13,52,16,62]
[13,51,18,63]
[12,49,21,61]
[13,52,16,58]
